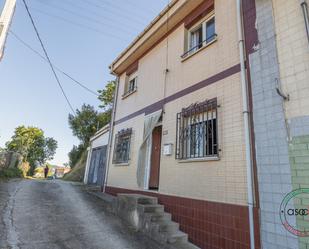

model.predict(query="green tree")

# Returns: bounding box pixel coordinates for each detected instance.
[67,81,116,169]
[6,126,57,175]
[97,80,116,111]
[68,144,86,167]
[68,104,109,145]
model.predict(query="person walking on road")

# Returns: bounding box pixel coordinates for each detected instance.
[44,165,49,178]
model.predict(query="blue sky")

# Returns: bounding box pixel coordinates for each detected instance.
[0,0,167,165]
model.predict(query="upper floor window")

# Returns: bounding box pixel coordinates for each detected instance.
[176,99,218,160]
[113,128,132,164]
[182,15,216,59]
[123,71,137,98]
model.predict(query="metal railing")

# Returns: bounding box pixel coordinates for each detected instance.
[181,34,217,59]
[176,99,218,160]
[112,128,132,164]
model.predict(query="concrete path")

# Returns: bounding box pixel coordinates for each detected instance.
[0,179,164,249]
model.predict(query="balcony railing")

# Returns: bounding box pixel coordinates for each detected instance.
[181,34,217,59]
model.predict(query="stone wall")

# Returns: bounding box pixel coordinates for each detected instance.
[0,151,21,170]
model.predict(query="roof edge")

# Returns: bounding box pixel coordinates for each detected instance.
[109,0,179,74]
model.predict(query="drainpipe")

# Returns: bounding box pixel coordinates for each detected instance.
[236,0,256,249]
[300,0,309,44]
[102,75,120,192]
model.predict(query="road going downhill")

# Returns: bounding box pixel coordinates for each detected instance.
[0,179,164,249]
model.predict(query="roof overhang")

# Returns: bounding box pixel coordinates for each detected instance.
[109,0,206,76]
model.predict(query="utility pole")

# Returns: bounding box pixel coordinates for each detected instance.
[0,0,16,61]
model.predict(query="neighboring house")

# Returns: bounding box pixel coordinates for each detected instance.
[248,1,309,249]
[54,167,69,178]
[84,125,109,186]
[105,0,260,248]
[0,0,16,61]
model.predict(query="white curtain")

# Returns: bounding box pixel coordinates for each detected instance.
[136,110,162,188]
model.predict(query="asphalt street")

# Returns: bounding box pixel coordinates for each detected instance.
[0,179,164,249]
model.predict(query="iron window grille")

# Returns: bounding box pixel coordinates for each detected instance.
[113,128,132,164]
[176,98,218,160]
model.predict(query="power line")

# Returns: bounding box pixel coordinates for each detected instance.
[32,0,137,36]
[104,0,157,16]
[75,0,146,26]
[22,0,76,115]
[9,31,100,97]
[28,7,125,41]
[43,0,143,32]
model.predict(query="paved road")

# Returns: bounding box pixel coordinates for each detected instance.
[0,179,164,249]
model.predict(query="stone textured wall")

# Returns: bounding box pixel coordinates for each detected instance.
[0,152,21,170]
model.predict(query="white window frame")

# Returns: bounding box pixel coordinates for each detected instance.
[123,71,138,98]
[184,12,216,58]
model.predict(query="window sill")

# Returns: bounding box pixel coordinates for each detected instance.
[181,38,217,62]
[122,89,137,99]
[113,162,130,166]
[178,156,220,163]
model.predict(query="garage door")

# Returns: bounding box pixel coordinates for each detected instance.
[87,145,107,186]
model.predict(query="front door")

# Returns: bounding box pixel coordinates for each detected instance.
[149,126,162,190]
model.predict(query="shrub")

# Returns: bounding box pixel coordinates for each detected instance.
[0,168,23,179]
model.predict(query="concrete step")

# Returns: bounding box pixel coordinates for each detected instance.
[142,211,172,222]
[166,231,188,244]
[150,212,172,222]
[138,204,164,213]
[157,221,179,233]
[137,196,158,205]
[171,241,201,249]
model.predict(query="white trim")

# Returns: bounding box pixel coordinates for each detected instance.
[113,162,130,167]
[185,12,216,57]
[181,37,217,62]
[144,136,152,190]
[178,157,219,163]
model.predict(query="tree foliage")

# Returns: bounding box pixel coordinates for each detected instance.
[6,126,57,175]
[67,80,116,169]
[97,80,116,111]
[68,144,86,168]
[68,104,110,145]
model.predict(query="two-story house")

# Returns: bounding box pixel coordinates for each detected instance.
[103,0,261,248]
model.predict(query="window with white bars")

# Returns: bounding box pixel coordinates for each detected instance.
[176,99,218,160]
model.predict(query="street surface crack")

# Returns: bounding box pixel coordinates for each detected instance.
[3,181,22,249]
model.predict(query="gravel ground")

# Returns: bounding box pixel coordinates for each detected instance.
[0,179,165,249]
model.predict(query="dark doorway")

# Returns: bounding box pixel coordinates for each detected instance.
[149,126,162,190]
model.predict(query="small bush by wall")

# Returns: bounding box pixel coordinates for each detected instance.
[0,168,23,179]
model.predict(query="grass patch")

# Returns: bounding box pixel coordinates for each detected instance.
[0,168,23,179]
[63,150,87,182]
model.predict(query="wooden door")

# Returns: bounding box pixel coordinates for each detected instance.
[149,126,162,190]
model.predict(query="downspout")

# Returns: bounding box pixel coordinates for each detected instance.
[102,75,120,192]
[236,0,255,249]
[300,0,309,44]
